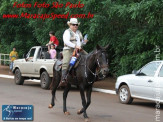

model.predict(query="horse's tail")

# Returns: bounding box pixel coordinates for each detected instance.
[49,77,54,90]
[50,67,61,90]
[49,64,61,104]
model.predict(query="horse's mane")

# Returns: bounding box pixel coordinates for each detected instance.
[81,48,97,58]
[80,49,95,61]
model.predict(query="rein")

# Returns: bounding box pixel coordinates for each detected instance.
[84,55,95,84]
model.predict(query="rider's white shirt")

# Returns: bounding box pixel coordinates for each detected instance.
[63,29,85,49]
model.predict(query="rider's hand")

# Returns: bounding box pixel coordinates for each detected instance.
[75,45,81,50]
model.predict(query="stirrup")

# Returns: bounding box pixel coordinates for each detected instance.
[58,81,67,87]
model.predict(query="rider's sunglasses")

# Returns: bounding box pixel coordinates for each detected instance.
[72,24,78,26]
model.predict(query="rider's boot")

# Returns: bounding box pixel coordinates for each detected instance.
[58,69,68,87]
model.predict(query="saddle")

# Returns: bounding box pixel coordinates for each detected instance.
[54,55,81,72]
[54,60,62,71]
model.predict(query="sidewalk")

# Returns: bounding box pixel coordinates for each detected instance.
[0,65,116,90]
[94,77,116,90]
[0,65,11,75]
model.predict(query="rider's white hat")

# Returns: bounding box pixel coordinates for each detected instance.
[67,18,80,26]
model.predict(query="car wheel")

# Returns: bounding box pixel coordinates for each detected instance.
[14,69,24,85]
[118,85,133,104]
[40,71,52,89]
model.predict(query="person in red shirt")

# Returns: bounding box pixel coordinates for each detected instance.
[46,31,59,48]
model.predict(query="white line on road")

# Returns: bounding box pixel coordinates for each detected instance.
[0,74,14,79]
[92,88,116,95]
[0,74,116,94]
[0,74,40,82]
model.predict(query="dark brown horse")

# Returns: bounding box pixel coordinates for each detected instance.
[48,44,109,122]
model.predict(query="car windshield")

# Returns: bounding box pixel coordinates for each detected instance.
[140,62,161,76]
[159,65,163,77]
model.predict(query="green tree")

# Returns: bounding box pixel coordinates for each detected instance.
[0,0,163,76]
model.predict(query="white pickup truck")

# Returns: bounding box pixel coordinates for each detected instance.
[13,46,62,89]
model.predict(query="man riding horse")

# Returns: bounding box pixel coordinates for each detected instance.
[59,18,88,87]
[49,18,109,122]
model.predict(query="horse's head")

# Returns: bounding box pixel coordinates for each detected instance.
[94,44,109,79]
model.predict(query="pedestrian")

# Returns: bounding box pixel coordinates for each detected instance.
[9,47,18,72]
[48,44,57,59]
[59,18,88,87]
[46,31,59,49]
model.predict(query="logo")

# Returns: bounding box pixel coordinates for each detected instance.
[2,105,33,121]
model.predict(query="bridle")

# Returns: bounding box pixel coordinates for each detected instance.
[96,58,108,68]
[84,50,108,84]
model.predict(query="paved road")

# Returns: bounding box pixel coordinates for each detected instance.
[0,78,162,122]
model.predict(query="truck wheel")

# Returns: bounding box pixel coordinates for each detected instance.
[14,68,24,85]
[118,85,133,104]
[40,71,52,89]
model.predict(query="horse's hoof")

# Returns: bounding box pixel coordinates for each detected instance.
[77,109,82,115]
[64,111,70,115]
[48,104,53,109]
[85,118,90,122]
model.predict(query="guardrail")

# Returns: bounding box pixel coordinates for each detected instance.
[0,53,10,65]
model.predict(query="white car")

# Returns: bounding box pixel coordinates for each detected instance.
[115,61,163,104]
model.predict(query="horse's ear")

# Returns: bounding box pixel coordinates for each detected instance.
[96,44,102,50]
[104,44,109,49]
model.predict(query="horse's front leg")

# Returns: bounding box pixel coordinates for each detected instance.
[78,85,89,121]
[63,83,71,115]
[85,85,92,110]
[77,85,92,114]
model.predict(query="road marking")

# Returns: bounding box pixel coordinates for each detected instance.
[0,74,40,82]
[0,74,116,94]
[0,74,14,79]
[93,88,116,95]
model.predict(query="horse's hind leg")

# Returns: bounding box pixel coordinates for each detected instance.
[63,83,71,115]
